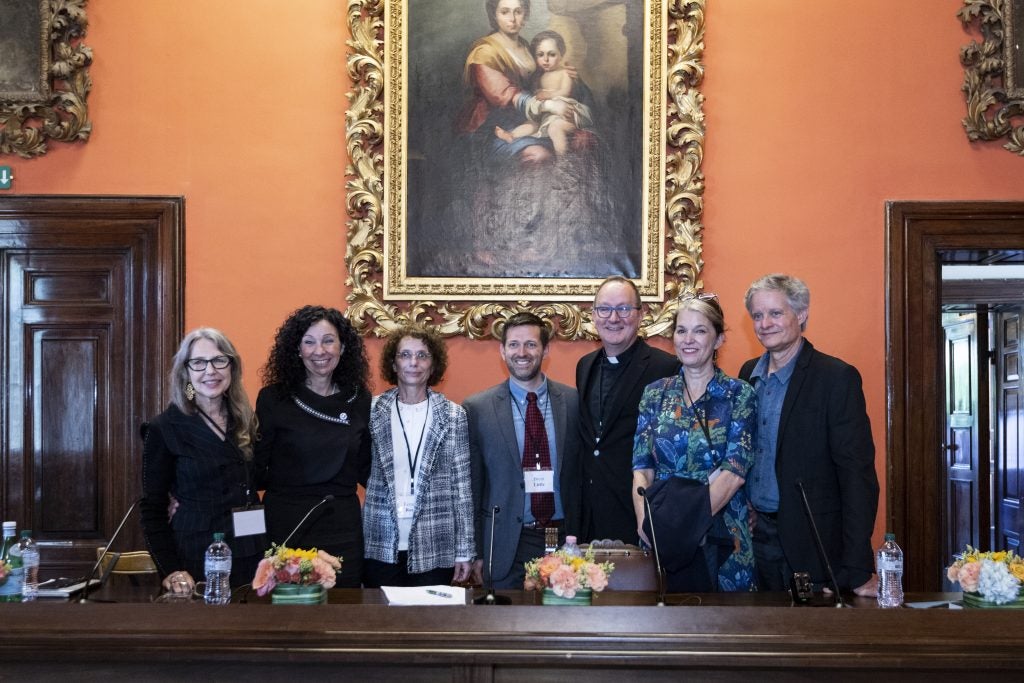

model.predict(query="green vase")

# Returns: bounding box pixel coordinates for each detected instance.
[541,587,592,605]
[271,583,327,605]
[961,590,1024,608]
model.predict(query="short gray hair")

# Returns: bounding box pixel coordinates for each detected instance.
[744,274,810,330]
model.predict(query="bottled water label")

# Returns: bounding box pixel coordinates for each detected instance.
[878,557,903,572]
[205,558,231,573]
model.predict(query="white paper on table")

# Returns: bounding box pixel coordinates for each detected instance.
[380,585,467,606]
[904,600,955,609]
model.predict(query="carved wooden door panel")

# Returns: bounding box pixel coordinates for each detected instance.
[0,197,182,576]
[995,308,1024,554]
[942,313,991,581]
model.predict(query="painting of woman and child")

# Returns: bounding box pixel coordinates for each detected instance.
[402,0,650,282]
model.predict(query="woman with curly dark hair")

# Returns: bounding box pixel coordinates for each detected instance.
[362,324,475,587]
[255,305,371,587]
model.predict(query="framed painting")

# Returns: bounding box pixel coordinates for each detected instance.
[0,0,91,159]
[960,0,1024,155]
[346,0,705,339]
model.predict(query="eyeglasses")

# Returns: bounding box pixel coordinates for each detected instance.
[679,292,719,303]
[397,350,431,361]
[186,356,232,371]
[593,305,641,319]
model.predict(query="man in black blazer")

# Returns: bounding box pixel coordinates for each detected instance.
[467,313,582,588]
[576,277,679,543]
[739,274,879,595]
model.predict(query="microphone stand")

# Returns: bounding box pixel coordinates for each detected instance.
[638,487,666,606]
[281,495,334,547]
[795,479,845,608]
[474,506,510,605]
[80,497,142,603]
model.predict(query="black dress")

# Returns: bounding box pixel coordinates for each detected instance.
[140,404,267,588]
[254,384,372,587]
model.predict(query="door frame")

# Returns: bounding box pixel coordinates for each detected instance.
[886,201,1024,590]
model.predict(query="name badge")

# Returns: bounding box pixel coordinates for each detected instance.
[524,469,554,493]
[396,493,416,519]
[232,506,266,537]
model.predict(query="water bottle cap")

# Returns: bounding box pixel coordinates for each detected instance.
[2,521,15,531]
[19,530,31,538]
[213,532,225,542]
[884,532,895,541]
[565,535,577,544]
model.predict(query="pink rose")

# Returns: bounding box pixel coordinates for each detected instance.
[317,550,342,571]
[524,576,539,591]
[585,564,608,592]
[311,557,338,589]
[253,559,276,596]
[958,562,981,593]
[946,564,960,583]
[549,565,579,598]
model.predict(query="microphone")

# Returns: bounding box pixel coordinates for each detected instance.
[473,505,510,605]
[282,495,335,547]
[80,496,143,603]
[794,479,845,608]
[637,486,666,607]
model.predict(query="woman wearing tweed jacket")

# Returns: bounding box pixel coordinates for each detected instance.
[362,324,475,587]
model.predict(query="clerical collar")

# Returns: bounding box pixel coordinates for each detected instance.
[603,338,641,365]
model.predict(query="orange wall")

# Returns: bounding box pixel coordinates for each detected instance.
[9,1,1024,541]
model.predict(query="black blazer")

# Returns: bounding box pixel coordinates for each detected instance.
[739,340,879,589]
[140,404,264,584]
[576,338,680,543]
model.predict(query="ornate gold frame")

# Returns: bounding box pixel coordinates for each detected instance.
[345,0,704,339]
[959,0,1024,155]
[0,0,91,159]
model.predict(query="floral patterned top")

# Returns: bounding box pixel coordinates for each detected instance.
[632,367,757,591]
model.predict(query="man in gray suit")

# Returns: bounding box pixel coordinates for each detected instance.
[467,312,582,588]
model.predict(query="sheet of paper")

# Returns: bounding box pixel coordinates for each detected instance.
[380,585,467,606]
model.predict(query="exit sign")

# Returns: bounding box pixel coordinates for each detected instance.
[0,166,12,190]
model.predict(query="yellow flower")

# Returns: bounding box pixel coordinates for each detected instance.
[991,551,1008,563]
[1011,564,1024,582]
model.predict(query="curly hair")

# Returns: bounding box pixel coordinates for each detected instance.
[380,324,448,387]
[260,305,370,399]
[170,327,256,458]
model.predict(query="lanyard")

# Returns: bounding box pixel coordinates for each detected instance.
[682,375,715,454]
[395,396,430,494]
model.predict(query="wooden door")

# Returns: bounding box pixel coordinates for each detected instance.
[942,312,990,573]
[995,308,1024,554]
[0,196,182,576]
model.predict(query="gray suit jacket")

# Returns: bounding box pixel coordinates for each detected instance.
[465,379,582,583]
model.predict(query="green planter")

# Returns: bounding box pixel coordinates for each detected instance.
[271,583,327,605]
[541,587,592,606]
[961,590,1024,608]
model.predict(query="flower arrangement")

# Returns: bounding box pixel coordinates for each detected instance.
[252,544,342,597]
[524,548,614,599]
[946,546,1024,605]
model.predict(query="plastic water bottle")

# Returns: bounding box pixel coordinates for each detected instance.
[561,535,582,558]
[0,521,23,603]
[876,532,904,608]
[18,530,39,602]
[203,532,232,605]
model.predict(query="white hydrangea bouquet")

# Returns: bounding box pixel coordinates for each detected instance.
[946,546,1024,607]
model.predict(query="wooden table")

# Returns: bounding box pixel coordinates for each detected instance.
[2,584,1017,681]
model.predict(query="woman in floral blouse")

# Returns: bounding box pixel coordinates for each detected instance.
[631,294,757,592]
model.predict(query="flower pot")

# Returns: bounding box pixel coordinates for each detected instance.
[541,587,592,605]
[961,590,1024,608]
[271,583,327,605]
